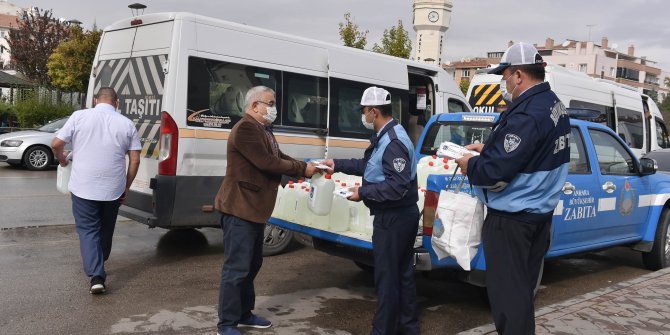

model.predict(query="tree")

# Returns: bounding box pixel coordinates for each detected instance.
[8,8,70,87]
[372,20,412,59]
[459,78,470,95]
[48,26,101,92]
[338,13,367,49]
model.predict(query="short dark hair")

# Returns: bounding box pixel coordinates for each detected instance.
[509,64,545,81]
[96,87,118,101]
[372,104,393,117]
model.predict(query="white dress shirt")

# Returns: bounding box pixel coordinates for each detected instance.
[56,103,142,201]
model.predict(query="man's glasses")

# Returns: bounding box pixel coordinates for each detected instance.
[256,100,276,107]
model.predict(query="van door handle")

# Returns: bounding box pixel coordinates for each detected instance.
[562,182,575,195]
[602,181,616,193]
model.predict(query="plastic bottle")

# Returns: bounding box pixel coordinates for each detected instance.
[279,183,298,222]
[329,188,350,232]
[357,202,372,237]
[295,187,311,226]
[308,173,335,215]
[271,184,284,218]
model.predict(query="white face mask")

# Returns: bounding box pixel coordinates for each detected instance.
[263,106,277,123]
[500,72,518,102]
[361,110,375,130]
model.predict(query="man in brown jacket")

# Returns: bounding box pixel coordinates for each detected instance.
[214,86,317,335]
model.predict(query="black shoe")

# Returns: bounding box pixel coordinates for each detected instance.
[90,276,106,294]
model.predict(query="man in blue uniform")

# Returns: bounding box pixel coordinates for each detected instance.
[322,86,420,335]
[455,42,570,334]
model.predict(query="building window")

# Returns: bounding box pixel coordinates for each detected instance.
[578,64,588,73]
[462,69,470,77]
[558,64,566,67]
[617,67,640,81]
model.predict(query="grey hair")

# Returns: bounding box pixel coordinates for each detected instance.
[244,86,275,110]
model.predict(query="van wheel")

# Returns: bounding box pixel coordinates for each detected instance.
[24,146,52,171]
[642,208,670,270]
[263,224,294,256]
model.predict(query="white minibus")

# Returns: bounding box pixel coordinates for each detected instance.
[87,12,471,229]
[465,64,669,157]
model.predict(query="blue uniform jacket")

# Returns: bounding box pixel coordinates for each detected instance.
[334,120,418,214]
[466,82,570,222]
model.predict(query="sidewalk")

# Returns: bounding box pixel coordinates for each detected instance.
[459,267,670,334]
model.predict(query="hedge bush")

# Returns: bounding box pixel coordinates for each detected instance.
[14,90,74,128]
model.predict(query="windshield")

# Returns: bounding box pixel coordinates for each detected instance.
[38,117,68,133]
[420,121,494,155]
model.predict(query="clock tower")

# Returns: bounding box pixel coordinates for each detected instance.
[412,0,453,65]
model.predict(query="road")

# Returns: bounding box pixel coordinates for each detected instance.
[0,163,654,334]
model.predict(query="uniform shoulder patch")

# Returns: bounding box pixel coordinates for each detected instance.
[393,158,406,172]
[504,134,521,153]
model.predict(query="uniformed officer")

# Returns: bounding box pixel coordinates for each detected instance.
[455,42,571,334]
[322,86,420,335]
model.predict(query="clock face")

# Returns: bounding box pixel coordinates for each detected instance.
[428,11,439,23]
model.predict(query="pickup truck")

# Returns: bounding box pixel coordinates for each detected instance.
[266,112,670,289]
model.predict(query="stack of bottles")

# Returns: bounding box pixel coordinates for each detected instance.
[272,155,449,239]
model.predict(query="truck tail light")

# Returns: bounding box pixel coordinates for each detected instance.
[158,111,178,176]
[422,190,439,236]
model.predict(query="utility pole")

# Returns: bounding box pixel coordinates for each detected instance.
[586,24,597,42]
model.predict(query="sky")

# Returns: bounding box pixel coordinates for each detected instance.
[10,0,670,72]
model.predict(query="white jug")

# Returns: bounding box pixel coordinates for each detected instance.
[329,194,350,232]
[308,172,335,215]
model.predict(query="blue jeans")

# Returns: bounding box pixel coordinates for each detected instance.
[218,213,265,330]
[71,194,120,280]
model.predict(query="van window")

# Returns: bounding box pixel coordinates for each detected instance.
[186,57,280,129]
[589,128,637,175]
[569,127,590,174]
[617,107,643,149]
[328,78,407,139]
[283,73,327,129]
[448,99,468,113]
[569,100,613,129]
[655,118,670,149]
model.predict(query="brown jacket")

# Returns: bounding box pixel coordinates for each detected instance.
[215,114,306,223]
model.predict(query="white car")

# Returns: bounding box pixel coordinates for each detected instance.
[0,117,68,170]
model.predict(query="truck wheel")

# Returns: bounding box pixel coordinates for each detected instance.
[642,208,670,270]
[262,224,294,256]
[24,146,52,171]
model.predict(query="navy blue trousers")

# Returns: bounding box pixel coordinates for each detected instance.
[371,205,420,335]
[482,212,551,335]
[71,194,119,280]
[217,213,265,330]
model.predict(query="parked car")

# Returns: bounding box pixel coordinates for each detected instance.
[643,149,670,175]
[0,117,69,170]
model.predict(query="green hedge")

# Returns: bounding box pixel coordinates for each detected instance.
[14,91,74,128]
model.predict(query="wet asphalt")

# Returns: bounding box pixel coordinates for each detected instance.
[0,163,653,335]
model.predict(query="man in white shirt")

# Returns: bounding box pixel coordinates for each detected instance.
[52,87,141,294]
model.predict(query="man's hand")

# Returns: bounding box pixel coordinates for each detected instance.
[455,154,474,175]
[465,143,484,153]
[119,186,130,204]
[304,162,317,178]
[347,186,361,202]
[320,159,335,175]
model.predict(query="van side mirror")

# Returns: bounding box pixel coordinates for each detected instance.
[640,157,657,175]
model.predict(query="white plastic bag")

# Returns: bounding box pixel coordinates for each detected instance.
[431,170,484,271]
[56,153,72,195]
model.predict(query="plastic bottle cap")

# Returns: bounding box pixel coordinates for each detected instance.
[299,179,304,183]
[355,182,360,186]
[341,183,347,187]
[325,174,332,179]
[289,185,295,188]
[444,164,449,169]
[432,155,436,159]
[288,181,294,184]
[428,161,434,166]
[443,157,449,163]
